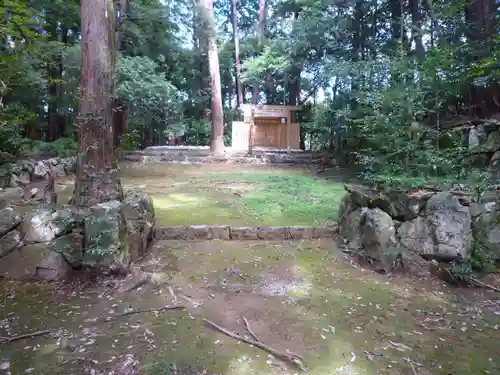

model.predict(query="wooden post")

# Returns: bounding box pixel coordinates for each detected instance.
[286,110,291,153]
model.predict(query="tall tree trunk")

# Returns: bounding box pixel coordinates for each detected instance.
[200,0,225,155]
[230,0,243,107]
[465,0,498,115]
[409,0,425,61]
[73,0,123,207]
[47,23,62,141]
[248,0,266,154]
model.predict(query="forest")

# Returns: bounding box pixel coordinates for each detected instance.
[1,1,500,374]
[1,0,499,188]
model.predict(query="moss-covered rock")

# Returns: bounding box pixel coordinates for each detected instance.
[50,233,84,267]
[84,200,129,270]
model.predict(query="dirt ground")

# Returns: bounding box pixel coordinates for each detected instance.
[1,239,499,375]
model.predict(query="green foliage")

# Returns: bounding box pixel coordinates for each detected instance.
[117,55,185,146]
[120,130,141,151]
[446,262,473,284]
[22,138,77,157]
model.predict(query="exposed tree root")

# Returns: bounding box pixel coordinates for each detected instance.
[0,329,51,344]
[470,277,500,293]
[204,318,307,372]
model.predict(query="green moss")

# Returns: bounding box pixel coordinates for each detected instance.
[2,238,498,375]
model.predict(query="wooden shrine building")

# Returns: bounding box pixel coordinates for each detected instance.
[231,104,302,151]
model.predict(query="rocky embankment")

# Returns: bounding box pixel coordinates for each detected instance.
[0,156,156,280]
[338,184,499,276]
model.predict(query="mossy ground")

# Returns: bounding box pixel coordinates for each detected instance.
[1,240,498,375]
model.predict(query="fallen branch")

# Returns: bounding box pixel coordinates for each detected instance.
[0,329,51,344]
[242,316,259,341]
[113,304,184,319]
[204,318,307,372]
[470,277,500,293]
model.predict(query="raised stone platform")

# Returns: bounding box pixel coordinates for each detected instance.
[123,146,334,166]
[155,224,338,241]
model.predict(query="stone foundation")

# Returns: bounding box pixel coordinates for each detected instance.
[155,224,338,241]
[122,147,336,166]
[0,156,77,188]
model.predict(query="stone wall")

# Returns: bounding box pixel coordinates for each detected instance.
[0,156,77,188]
[156,224,338,241]
[338,184,499,275]
[0,192,155,281]
[122,148,336,166]
[467,122,500,167]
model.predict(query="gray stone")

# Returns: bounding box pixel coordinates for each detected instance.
[360,208,397,261]
[398,216,434,256]
[289,226,313,239]
[21,207,68,243]
[481,130,500,153]
[209,225,230,240]
[32,161,48,179]
[257,226,287,240]
[0,187,23,203]
[0,243,71,280]
[50,233,83,267]
[122,192,155,259]
[398,192,472,261]
[157,226,187,240]
[0,230,21,258]
[468,126,480,150]
[339,208,366,250]
[0,207,22,236]
[338,193,359,222]
[491,151,500,167]
[187,225,211,240]
[344,184,379,207]
[84,200,128,270]
[312,226,337,238]
[230,226,258,240]
[425,192,472,260]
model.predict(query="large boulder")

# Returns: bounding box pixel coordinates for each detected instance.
[21,207,74,243]
[122,192,155,260]
[50,233,84,267]
[83,193,156,271]
[0,206,22,236]
[480,130,500,153]
[339,207,366,250]
[360,208,397,261]
[84,200,129,270]
[0,230,21,258]
[342,184,434,221]
[0,243,71,280]
[398,192,472,261]
[469,200,500,261]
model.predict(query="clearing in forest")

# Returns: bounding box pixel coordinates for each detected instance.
[1,239,498,374]
[62,162,346,227]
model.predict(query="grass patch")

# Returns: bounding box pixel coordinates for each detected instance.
[204,171,345,226]
[119,163,346,226]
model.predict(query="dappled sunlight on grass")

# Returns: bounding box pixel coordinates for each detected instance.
[118,162,346,226]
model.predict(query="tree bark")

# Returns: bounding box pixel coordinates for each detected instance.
[73,0,123,207]
[200,0,225,155]
[248,0,267,154]
[409,0,425,61]
[230,0,243,107]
